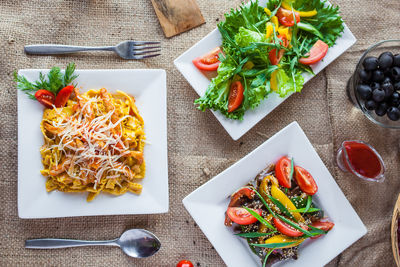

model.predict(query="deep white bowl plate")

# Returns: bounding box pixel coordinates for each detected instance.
[183,122,367,267]
[174,0,356,140]
[18,69,168,218]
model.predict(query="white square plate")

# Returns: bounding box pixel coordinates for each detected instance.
[174,0,356,140]
[183,122,367,267]
[18,69,168,218]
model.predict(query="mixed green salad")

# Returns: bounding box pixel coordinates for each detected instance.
[193,0,344,120]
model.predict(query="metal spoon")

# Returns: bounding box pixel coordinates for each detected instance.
[25,229,161,258]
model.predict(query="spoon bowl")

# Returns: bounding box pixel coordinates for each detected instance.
[117,229,161,258]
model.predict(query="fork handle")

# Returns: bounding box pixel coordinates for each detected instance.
[25,238,119,249]
[24,44,115,55]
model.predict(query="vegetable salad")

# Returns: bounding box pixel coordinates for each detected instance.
[194,0,344,120]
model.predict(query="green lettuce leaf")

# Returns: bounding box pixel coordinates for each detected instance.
[235,27,266,47]
[274,69,304,97]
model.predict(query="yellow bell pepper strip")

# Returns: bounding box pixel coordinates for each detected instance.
[271,185,305,223]
[271,16,279,30]
[264,7,272,16]
[277,26,292,43]
[260,176,280,213]
[270,70,278,91]
[243,61,254,70]
[264,235,306,248]
[265,22,274,38]
[281,2,317,17]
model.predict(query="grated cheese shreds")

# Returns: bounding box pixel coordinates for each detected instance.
[40,88,145,201]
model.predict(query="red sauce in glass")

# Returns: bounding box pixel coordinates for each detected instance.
[343,141,382,178]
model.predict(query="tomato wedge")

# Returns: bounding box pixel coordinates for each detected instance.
[273,217,307,237]
[228,81,244,113]
[269,35,288,65]
[310,220,334,239]
[192,47,223,71]
[226,207,262,225]
[294,166,318,195]
[34,89,55,109]
[55,85,74,108]
[299,40,329,65]
[275,156,292,188]
[276,7,300,27]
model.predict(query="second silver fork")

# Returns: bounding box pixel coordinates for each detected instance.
[24,40,161,60]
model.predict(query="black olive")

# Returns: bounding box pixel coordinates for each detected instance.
[382,82,394,98]
[365,100,378,110]
[356,84,372,100]
[358,69,371,82]
[375,102,388,116]
[392,67,400,81]
[390,92,400,106]
[370,82,380,91]
[387,107,400,121]
[383,76,392,84]
[394,81,400,91]
[363,57,379,71]
[378,52,394,69]
[372,70,385,82]
[394,54,400,67]
[372,88,385,102]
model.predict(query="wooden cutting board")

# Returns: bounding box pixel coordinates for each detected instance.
[151,0,205,38]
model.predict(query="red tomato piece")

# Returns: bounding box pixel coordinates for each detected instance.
[228,81,244,113]
[294,166,318,195]
[192,47,223,71]
[34,89,55,109]
[269,35,288,65]
[276,7,300,27]
[176,260,194,267]
[275,156,292,188]
[310,220,335,239]
[228,187,255,207]
[299,40,329,65]
[55,85,74,108]
[226,207,262,225]
[273,217,307,237]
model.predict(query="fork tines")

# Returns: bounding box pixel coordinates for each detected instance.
[133,41,161,59]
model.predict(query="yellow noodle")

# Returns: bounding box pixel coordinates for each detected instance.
[40,88,145,201]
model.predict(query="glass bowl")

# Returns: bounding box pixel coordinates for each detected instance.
[347,39,400,128]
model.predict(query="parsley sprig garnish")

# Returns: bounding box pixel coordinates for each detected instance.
[14,62,78,99]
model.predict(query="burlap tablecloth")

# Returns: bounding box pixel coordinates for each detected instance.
[1,0,399,266]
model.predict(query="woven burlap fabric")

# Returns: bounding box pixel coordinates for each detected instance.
[1,0,399,266]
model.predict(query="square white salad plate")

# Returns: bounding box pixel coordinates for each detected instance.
[183,121,367,267]
[174,0,357,140]
[18,69,168,218]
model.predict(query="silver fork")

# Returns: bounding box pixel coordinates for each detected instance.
[24,40,161,60]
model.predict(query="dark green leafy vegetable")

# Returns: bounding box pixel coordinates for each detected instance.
[250,241,297,248]
[236,231,277,238]
[267,195,296,221]
[291,207,321,213]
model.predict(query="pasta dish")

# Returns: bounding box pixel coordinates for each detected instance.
[40,87,145,201]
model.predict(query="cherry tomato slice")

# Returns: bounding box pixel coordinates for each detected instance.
[55,85,74,108]
[294,166,318,195]
[310,220,334,239]
[228,81,244,113]
[192,47,222,71]
[299,40,329,65]
[276,7,300,27]
[34,89,55,109]
[176,260,194,267]
[269,35,288,65]
[273,217,307,237]
[275,156,292,188]
[226,207,262,225]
